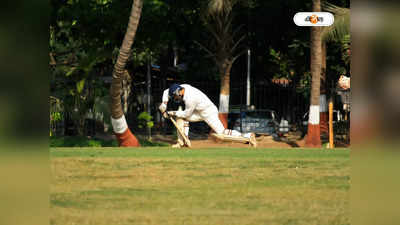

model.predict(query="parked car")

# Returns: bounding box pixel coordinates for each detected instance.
[228,109,280,135]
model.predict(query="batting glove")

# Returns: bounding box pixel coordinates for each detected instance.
[162,111,169,119]
[159,103,167,113]
[167,111,176,116]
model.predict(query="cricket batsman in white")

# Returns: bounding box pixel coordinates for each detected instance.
[159,83,257,148]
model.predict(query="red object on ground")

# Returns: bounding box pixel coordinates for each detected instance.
[115,128,140,147]
[305,124,322,147]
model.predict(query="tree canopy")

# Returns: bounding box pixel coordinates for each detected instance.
[50,0,350,135]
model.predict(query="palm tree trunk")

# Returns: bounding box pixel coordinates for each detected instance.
[306,0,322,147]
[110,0,143,147]
[218,60,232,128]
[320,42,328,135]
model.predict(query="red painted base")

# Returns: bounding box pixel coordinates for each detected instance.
[320,112,328,135]
[305,124,322,147]
[115,128,140,147]
[218,113,228,129]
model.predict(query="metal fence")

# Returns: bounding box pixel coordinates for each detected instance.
[51,77,311,137]
[150,79,309,123]
[133,78,310,137]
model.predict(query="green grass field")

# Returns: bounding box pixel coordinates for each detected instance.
[50,147,349,225]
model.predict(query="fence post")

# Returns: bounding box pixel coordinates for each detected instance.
[329,96,334,148]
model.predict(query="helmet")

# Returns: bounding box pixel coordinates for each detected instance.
[168,83,182,98]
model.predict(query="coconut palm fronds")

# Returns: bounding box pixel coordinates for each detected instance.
[322,2,350,43]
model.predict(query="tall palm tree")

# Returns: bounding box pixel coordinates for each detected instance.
[322,2,350,43]
[306,0,323,147]
[197,0,245,127]
[319,2,350,136]
[110,0,143,147]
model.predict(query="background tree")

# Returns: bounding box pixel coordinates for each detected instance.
[109,0,143,147]
[306,0,323,147]
[196,0,246,127]
[50,0,112,136]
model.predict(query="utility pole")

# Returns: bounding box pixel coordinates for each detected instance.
[147,55,152,140]
[246,48,251,107]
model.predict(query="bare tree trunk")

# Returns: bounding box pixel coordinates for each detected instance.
[122,70,132,114]
[218,60,232,128]
[110,0,143,147]
[306,0,322,147]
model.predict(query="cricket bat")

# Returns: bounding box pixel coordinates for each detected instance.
[169,116,191,148]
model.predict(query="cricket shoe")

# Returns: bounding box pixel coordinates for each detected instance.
[171,143,183,148]
[249,133,257,148]
[172,139,187,148]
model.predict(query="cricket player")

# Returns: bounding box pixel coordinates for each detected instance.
[159,83,257,148]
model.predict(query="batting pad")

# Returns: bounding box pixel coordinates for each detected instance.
[211,133,250,143]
